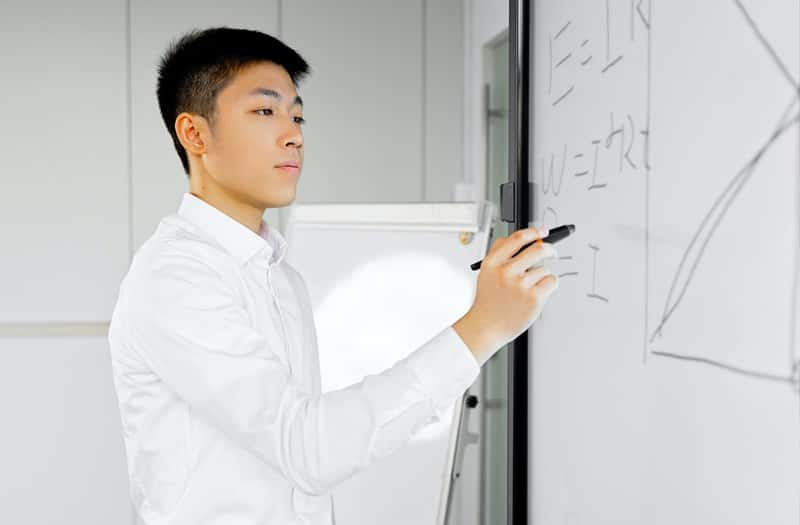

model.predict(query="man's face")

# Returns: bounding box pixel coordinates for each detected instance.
[201,61,304,209]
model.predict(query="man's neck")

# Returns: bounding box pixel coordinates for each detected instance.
[189,175,264,235]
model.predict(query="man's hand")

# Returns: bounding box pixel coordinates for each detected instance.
[453,226,559,366]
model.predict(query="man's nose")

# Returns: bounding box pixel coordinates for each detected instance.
[281,121,303,148]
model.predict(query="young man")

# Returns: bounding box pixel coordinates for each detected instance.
[108,26,559,525]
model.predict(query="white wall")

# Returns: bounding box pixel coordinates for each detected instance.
[463,0,508,203]
[0,1,467,522]
[0,0,131,325]
[279,0,466,231]
[0,1,134,522]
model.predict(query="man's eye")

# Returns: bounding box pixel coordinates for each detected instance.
[255,109,305,125]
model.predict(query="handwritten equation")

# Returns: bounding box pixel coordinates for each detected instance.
[549,0,652,107]
[540,112,649,196]
[536,0,651,305]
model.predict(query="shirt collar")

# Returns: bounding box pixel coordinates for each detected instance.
[177,192,287,267]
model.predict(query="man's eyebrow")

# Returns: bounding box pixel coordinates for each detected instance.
[247,87,303,107]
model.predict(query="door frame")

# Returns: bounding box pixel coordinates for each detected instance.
[507,1,532,524]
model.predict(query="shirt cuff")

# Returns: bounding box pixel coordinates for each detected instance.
[400,325,481,415]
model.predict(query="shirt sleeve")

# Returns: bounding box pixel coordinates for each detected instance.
[124,246,481,497]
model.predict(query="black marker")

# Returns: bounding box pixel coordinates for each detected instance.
[470,224,576,271]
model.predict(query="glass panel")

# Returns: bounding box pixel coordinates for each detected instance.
[482,35,509,525]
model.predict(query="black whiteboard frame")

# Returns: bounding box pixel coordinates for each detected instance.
[507,0,532,524]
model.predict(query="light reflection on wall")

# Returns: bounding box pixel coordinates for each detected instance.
[313,249,474,442]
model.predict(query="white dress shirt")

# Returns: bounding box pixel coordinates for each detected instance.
[107,192,481,525]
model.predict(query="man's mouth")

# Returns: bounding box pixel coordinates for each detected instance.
[276,161,301,176]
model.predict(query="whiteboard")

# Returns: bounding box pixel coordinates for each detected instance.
[531,0,800,523]
[284,201,494,525]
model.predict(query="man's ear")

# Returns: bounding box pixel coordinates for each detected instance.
[175,112,209,155]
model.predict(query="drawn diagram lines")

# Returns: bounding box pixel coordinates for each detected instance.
[650,98,799,344]
[648,1,800,383]
[651,350,798,385]
[733,0,800,94]
[643,0,652,363]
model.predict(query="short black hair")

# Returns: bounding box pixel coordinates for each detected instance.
[156,27,311,177]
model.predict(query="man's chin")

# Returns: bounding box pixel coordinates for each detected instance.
[269,190,297,208]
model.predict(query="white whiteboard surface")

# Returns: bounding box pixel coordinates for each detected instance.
[284,201,494,525]
[532,1,800,523]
